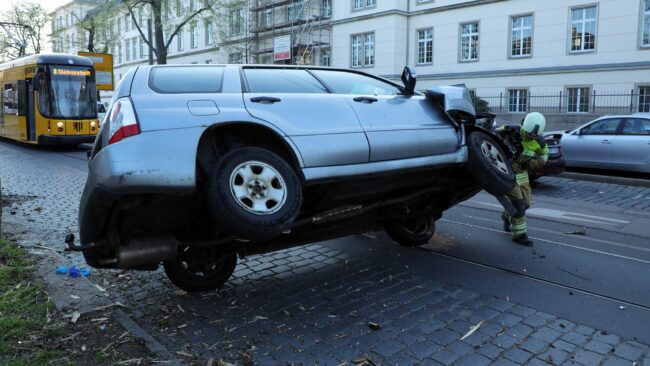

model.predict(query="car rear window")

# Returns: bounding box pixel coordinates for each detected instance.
[243,68,328,94]
[149,66,224,93]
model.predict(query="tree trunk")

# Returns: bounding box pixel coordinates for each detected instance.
[152,1,166,64]
[87,28,95,52]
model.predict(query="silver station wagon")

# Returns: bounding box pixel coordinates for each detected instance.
[73,65,516,291]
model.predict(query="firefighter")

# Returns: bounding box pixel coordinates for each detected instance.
[496,112,549,246]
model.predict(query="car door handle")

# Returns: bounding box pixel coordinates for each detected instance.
[250,96,281,104]
[601,139,612,144]
[353,96,378,103]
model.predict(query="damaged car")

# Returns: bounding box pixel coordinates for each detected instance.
[72,65,516,291]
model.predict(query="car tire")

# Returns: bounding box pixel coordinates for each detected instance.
[207,147,303,242]
[466,131,516,196]
[163,246,237,292]
[384,215,436,247]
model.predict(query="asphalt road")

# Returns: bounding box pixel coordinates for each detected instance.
[2,138,650,365]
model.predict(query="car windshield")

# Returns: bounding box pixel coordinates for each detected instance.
[37,65,96,119]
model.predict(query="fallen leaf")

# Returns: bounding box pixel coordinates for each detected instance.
[217,360,234,366]
[460,320,484,341]
[565,228,587,235]
[283,309,291,316]
[368,322,382,331]
[176,351,193,358]
[546,355,554,364]
[70,311,81,324]
[619,306,627,310]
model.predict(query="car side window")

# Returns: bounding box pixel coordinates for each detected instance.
[581,119,621,135]
[243,68,328,94]
[310,70,402,96]
[621,118,650,135]
[149,66,224,93]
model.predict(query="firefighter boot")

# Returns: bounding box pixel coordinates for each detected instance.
[513,234,534,246]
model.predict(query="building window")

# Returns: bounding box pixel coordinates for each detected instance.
[138,7,143,25]
[125,39,131,61]
[508,89,528,113]
[322,0,332,18]
[177,28,184,51]
[511,15,532,57]
[567,87,590,113]
[639,86,650,112]
[229,52,243,64]
[570,6,597,53]
[205,20,213,45]
[139,37,145,58]
[642,0,650,47]
[205,59,212,64]
[176,0,182,16]
[132,37,137,59]
[460,22,479,61]
[416,28,433,64]
[190,24,198,48]
[229,8,245,36]
[264,9,272,27]
[350,34,374,67]
[288,1,303,22]
[117,44,122,63]
[124,15,130,32]
[353,0,375,11]
[189,0,196,11]
[321,49,330,66]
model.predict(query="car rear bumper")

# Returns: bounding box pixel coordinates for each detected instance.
[79,128,204,244]
[38,134,96,146]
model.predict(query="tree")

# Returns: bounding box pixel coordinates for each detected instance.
[125,0,217,64]
[73,2,120,53]
[0,2,48,59]
[214,0,255,64]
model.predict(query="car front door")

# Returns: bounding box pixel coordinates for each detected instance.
[612,118,650,172]
[563,118,623,168]
[309,69,458,162]
[242,67,369,167]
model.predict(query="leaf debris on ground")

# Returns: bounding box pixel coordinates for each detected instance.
[460,320,485,341]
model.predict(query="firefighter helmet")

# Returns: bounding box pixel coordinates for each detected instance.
[521,112,546,138]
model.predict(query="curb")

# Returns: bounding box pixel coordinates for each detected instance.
[557,172,650,188]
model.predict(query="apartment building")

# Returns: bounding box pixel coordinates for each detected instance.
[331,0,650,117]
[50,0,103,55]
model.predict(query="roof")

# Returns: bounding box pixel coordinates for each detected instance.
[0,53,94,71]
[49,0,104,16]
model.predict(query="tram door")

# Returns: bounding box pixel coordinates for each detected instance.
[26,79,35,141]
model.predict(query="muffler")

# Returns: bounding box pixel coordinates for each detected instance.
[117,235,178,269]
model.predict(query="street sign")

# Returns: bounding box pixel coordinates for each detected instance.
[273,35,291,61]
[78,52,114,91]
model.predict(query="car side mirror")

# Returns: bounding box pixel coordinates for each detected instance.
[401,66,416,95]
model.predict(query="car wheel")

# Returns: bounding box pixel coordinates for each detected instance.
[208,147,303,241]
[163,246,237,292]
[384,215,435,247]
[466,131,516,196]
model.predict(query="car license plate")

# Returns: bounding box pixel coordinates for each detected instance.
[549,147,559,154]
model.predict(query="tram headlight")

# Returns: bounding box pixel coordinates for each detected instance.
[91,121,97,128]
[56,121,64,132]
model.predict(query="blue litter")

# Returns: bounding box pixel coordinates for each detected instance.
[68,266,81,278]
[79,268,91,277]
[56,266,68,274]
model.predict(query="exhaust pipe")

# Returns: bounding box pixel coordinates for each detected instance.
[117,235,178,269]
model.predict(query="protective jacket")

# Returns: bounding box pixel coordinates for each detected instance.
[496,125,549,239]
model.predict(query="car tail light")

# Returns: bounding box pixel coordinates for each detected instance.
[107,98,140,145]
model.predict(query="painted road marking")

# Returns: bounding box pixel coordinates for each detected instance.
[467,201,630,226]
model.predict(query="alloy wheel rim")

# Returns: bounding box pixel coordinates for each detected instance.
[480,140,510,175]
[229,160,287,215]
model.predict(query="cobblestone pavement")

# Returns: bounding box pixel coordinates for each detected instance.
[2,142,650,365]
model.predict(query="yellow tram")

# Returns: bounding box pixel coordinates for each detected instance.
[0,53,99,145]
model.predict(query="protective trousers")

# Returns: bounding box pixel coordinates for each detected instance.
[502,172,532,239]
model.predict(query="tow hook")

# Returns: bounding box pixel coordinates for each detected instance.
[64,233,107,251]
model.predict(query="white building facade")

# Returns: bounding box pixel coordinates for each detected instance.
[331,0,650,119]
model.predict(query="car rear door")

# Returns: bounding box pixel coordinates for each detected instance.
[563,118,622,168]
[309,69,457,162]
[612,118,650,171]
[242,67,369,167]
